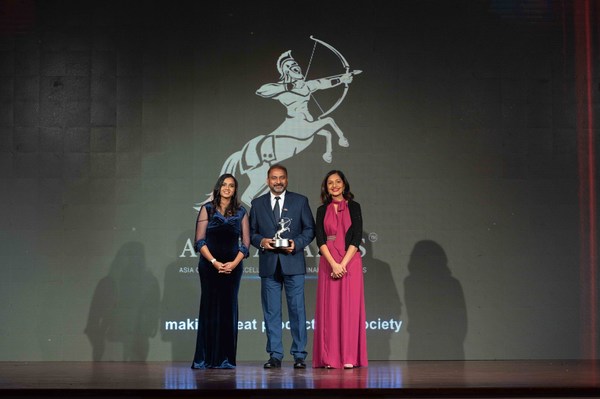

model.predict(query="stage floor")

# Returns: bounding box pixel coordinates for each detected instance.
[1,360,599,398]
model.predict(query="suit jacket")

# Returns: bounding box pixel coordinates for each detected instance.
[250,191,315,277]
[315,200,363,251]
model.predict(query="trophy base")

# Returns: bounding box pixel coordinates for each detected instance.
[273,238,290,248]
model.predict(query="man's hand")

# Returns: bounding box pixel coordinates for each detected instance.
[261,237,295,253]
[261,237,276,250]
[283,239,295,254]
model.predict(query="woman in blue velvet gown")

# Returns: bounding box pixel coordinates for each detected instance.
[192,174,250,369]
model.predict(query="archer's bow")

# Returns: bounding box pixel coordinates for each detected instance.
[306,36,361,120]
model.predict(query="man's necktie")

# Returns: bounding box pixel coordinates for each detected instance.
[273,196,281,221]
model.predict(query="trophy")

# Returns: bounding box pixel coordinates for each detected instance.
[273,217,292,248]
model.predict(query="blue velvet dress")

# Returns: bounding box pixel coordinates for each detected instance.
[192,204,249,369]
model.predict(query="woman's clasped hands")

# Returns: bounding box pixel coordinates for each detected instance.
[214,260,237,274]
[330,262,347,279]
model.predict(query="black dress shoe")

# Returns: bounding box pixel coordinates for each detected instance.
[264,357,281,369]
[293,358,306,369]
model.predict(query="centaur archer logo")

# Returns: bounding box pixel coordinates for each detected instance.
[196,36,362,209]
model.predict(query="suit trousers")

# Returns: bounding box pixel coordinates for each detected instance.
[261,260,307,361]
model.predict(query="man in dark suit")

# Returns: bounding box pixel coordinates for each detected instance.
[250,164,315,369]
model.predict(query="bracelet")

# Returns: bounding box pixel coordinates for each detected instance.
[210,258,216,264]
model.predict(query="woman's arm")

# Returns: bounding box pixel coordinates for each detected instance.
[346,201,363,248]
[196,206,220,271]
[319,243,346,279]
[339,201,362,270]
[222,211,250,273]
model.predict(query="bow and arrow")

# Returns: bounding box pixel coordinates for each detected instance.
[303,35,362,119]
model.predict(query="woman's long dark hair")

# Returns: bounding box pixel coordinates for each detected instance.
[209,173,241,217]
[320,170,354,204]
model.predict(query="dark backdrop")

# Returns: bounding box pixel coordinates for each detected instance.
[0,0,598,361]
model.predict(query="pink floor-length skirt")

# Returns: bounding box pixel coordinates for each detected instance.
[312,243,368,368]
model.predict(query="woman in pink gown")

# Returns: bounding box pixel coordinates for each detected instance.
[313,170,368,369]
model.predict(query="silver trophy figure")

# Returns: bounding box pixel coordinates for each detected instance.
[273,217,292,248]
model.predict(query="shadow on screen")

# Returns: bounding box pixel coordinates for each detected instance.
[84,241,160,361]
[160,230,199,361]
[362,232,402,360]
[404,240,467,360]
